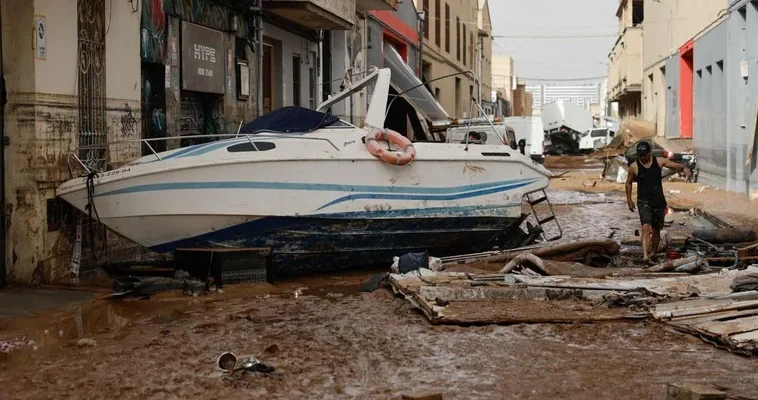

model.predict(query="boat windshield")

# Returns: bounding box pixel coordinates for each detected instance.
[238,106,341,135]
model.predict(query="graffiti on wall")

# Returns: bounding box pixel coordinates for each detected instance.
[141,0,167,63]
[120,103,138,137]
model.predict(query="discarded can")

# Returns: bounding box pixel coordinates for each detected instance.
[239,357,260,370]
[217,352,237,372]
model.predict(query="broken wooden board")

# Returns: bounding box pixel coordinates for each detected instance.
[388,272,645,325]
[516,267,758,298]
[652,292,758,355]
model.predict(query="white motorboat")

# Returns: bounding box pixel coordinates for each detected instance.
[57,68,554,276]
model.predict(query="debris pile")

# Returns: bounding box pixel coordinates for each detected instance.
[389,235,758,355]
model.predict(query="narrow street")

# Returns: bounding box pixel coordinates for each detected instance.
[2,174,758,400]
[1,0,757,398]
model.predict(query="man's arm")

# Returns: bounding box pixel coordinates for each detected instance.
[626,163,637,212]
[658,157,693,181]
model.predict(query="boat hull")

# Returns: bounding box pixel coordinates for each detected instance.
[146,213,526,276]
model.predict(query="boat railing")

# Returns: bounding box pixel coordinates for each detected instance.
[68,132,343,176]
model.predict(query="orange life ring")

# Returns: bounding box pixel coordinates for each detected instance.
[365,128,416,166]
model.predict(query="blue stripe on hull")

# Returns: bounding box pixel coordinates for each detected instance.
[96,178,539,198]
[153,214,525,276]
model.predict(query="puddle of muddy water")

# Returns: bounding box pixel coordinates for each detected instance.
[523,190,635,242]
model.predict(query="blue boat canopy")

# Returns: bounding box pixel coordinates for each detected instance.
[239,106,339,134]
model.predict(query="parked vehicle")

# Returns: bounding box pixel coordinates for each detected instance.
[446,118,517,148]
[505,116,545,163]
[578,128,615,154]
[57,68,553,276]
[541,100,594,155]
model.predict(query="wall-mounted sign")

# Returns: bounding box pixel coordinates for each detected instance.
[181,21,225,94]
[35,16,47,59]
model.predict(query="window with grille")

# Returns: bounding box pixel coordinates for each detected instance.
[78,0,107,171]
[444,4,450,53]
[456,17,460,61]
[462,28,467,66]
[423,0,429,39]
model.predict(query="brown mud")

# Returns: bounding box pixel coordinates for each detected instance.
[2,272,758,399]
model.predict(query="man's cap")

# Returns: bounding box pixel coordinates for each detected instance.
[636,141,652,155]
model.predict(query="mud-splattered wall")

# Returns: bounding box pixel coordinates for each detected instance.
[2,0,150,283]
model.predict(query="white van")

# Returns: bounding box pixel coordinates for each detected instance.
[504,116,545,163]
[445,121,517,149]
[578,128,615,153]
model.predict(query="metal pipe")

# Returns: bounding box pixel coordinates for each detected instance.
[256,0,263,117]
[0,0,6,287]
[317,30,323,104]
[478,38,483,116]
[417,12,425,78]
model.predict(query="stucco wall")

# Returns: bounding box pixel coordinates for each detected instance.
[105,0,141,102]
[693,21,727,188]
[726,0,758,197]
[262,22,319,109]
[664,55,680,138]
[643,0,729,72]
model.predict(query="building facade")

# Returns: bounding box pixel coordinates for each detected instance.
[608,0,643,118]
[527,83,602,112]
[0,0,397,284]
[415,0,491,119]
[608,0,757,198]
[642,0,729,137]
[491,56,515,103]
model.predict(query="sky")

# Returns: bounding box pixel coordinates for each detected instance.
[488,0,619,84]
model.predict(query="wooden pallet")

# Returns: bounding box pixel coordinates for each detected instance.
[652,292,758,355]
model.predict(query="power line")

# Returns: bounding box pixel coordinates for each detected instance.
[493,34,617,39]
[518,76,607,82]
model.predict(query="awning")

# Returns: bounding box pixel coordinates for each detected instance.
[383,44,450,128]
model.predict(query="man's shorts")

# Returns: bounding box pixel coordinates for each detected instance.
[638,201,665,231]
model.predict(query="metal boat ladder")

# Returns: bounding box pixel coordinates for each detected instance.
[524,189,563,242]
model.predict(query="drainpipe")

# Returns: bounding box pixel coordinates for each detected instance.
[0,1,6,288]
[477,37,483,116]
[255,0,263,117]
[416,11,425,78]
[317,30,323,103]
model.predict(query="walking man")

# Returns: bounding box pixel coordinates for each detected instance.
[625,142,692,263]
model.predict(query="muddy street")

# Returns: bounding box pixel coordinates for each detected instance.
[2,277,758,400]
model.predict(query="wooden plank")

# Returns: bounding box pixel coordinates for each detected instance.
[652,299,758,319]
[654,298,738,314]
[693,315,758,336]
[672,308,758,325]
[728,329,758,344]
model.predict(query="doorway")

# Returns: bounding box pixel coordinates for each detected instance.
[262,43,274,115]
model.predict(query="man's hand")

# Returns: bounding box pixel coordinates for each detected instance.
[628,200,636,212]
